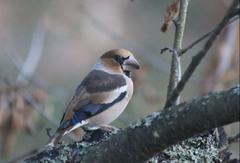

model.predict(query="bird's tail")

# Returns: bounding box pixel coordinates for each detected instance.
[45,131,63,147]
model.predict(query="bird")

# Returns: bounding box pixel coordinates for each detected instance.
[45,49,140,147]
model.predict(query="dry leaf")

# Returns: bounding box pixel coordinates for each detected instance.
[0,84,47,155]
[161,0,180,32]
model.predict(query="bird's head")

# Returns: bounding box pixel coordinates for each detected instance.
[97,49,140,75]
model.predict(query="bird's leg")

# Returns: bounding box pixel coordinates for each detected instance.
[99,125,120,131]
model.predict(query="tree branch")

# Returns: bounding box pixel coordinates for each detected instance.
[164,0,239,109]
[180,30,214,55]
[165,0,189,107]
[180,9,239,55]
[25,85,240,163]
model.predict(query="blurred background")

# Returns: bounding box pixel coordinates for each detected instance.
[0,0,239,162]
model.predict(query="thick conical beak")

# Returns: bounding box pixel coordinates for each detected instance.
[122,56,140,71]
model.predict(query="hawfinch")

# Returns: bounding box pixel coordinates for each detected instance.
[46,49,140,147]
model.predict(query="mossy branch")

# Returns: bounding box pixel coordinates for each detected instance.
[25,85,240,163]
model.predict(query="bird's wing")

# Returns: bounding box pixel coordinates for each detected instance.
[58,70,127,130]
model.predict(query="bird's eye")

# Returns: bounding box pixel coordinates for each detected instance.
[114,55,123,64]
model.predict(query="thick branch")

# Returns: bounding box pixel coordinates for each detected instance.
[25,85,240,163]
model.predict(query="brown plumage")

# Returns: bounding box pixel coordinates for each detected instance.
[46,49,140,147]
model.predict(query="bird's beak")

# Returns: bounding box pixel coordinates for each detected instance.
[122,56,140,71]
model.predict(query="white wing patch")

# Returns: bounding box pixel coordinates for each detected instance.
[102,84,128,104]
[63,120,88,135]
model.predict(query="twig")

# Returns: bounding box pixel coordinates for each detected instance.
[160,47,173,54]
[172,0,189,52]
[228,133,240,144]
[165,0,189,108]
[180,11,239,56]
[164,0,239,109]
[180,30,214,55]
[166,50,181,103]
[17,18,46,85]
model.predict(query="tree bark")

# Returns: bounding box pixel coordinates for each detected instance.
[24,85,240,163]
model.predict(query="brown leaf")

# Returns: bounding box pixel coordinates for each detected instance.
[0,86,24,155]
[0,83,48,155]
[161,0,180,32]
